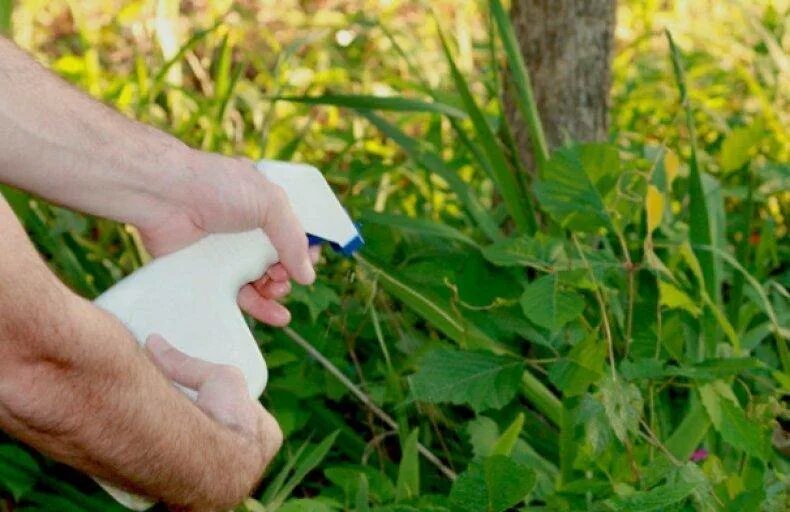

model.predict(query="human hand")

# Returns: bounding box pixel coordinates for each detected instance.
[137,149,320,327]
[146,334,282,509]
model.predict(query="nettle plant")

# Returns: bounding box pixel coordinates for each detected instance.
[282,3,788,511]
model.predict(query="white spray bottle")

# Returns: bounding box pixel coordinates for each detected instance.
[92,159,362,510]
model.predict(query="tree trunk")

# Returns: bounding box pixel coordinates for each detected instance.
[506,0,616,162]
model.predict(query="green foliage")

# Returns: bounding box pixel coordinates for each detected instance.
[409,349,523,413]
[448,455,535,512]
[1,0,788,511]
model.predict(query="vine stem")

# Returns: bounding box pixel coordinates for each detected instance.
[283,327,458,480]
[573,235,616,380]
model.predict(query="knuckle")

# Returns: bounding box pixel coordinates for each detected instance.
[215,364,246,384]
[268,183,288,205]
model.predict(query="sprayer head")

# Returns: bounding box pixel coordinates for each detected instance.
[256,159,363,256]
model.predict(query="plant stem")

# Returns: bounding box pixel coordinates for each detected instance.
[283,327,458,480]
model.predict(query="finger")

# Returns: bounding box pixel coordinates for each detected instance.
[253,279,291,300]
[145,334,217,390]
[258,406,284,465]
[255,176,315,285]
[266,263,289,282]
[309,245,321,264]
[238,285,291,326]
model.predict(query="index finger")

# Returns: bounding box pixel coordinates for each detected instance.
[254,175,315,285]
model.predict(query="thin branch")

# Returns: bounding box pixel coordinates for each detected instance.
[283,327,458,480]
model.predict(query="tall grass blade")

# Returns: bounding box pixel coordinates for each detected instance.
[437,26,538,234]
[666,30,719,358]
[489,0,550,171]
[360,210,480,248]
[358,110,502,241]
[267,431,340,509]
[277,94,468,118]
[138,21,222,114]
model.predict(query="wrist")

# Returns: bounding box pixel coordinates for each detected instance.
[112,138,197,229]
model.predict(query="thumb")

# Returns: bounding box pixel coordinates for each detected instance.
[145,334,216,390]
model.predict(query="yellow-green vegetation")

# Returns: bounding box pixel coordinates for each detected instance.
[0,0,788,511]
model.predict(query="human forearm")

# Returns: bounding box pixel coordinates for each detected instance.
[0,36,316,287]
[0,201,267,509]
[0,37,189,229]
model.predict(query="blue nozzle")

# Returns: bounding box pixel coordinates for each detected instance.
[307,231,364,257]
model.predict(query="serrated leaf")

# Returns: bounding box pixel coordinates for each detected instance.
[520,274,585,332]
[533,143,618,233]
[598,375,643,444]
[449,455,535,512]
[611,480,699,511]
[548,335,606,396]
[481,234,566,270]
[699,383,770,461]
[409,349,523,412]
[289,282,340,322]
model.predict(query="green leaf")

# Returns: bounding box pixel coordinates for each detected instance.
[488,0,549,170]
[0,0,11,36]
[598,375,643,444]
[520,274,585,332]
[395,429,420,501]
[658,281,701,317]
[719,122,763,172]
[610,480,699,511]
[355,474,370,512]
[358,256,562,425]
[699,383,770,461]
[438,27,537,234]
[449,455,535,512]
[466,416,500,459]
[548,335,606,396]
[357,256,506,353]
[409,349,523,412]
[481,234,566,270]
[289,282,340,322]
[491,413,524,457]
[533,144,618,233]
[358,111,501,241]
[266,431,340,508]
[324,465,394,504]
[277,93,468,118]
[360,210,479,248]
[667,30,719,357]
[0,444,40,501]
[277,498,337,512]
[620,358,764,381]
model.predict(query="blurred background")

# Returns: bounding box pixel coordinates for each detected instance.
[0,1,788,511]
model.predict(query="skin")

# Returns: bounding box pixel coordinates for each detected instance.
[0,37,318,510]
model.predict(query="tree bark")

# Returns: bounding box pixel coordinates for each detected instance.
[506,0,616,162]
